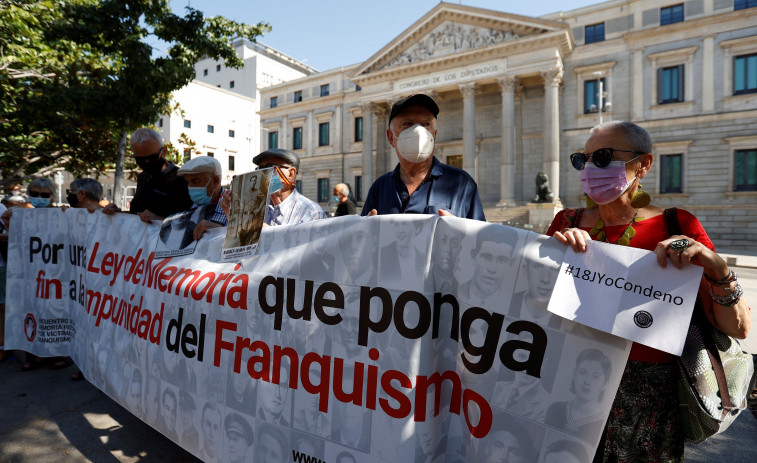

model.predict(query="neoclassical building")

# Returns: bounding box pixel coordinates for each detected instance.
[259,0,757,248]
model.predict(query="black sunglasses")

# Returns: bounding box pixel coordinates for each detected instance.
[570,148,645,171]
[28,191,52,198]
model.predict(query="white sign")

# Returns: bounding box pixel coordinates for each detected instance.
[548,241,702,355]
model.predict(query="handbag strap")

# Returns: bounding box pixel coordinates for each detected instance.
[663,207,734,413]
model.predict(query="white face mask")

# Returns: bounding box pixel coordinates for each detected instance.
[392,124,435,164]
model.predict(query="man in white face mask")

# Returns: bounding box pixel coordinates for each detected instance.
[361,94,485,220]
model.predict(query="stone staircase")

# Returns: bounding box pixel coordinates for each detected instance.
[483,203,557,234]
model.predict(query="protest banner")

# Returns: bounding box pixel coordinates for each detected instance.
[6,208,640,463]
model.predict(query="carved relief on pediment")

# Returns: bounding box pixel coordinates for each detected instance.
[382,22,520,70]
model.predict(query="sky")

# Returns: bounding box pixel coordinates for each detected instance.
[169,0,604,71]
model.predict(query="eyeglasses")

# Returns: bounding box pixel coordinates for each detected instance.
[256,163,293,170]
[570,148,645,171]
[28,190,52,198]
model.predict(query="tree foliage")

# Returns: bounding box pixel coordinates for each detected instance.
[0,0,270,199]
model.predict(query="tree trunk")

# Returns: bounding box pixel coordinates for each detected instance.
[113,127,128,209]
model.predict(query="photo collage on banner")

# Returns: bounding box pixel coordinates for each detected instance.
[5,209,635,463]
[221,169,272,262]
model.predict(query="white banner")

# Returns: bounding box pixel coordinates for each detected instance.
[5,209,633,463]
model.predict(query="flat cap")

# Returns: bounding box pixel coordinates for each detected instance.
[253,148,300,171]
[177,156,222,176]
[225,413,254,445]
[388,94,439,124]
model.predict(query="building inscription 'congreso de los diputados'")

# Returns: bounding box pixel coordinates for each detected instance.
[254,0,756,247]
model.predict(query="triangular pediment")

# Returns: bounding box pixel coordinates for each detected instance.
[352,2,571,79]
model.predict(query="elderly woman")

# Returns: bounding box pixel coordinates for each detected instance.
[547,121,751,462]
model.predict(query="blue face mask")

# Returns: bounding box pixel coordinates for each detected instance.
[332,195,340,203]
[30,197,51,208]
[188,179,212,205]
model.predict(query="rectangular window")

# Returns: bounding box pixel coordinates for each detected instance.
[317,178,330,203]
[229,80,235,88]
[158,118,163,128]
[583,78,606,113]
[446,155,463,169]
[658,65,684,104]
[228,129,235,138]
[660,4,684,25]
[207,124,214,133]
[584,23,605,44]
[294,90,302,102]
[735,0,757,10]
[184,119,191,128]
[734,149,757,191]
[293,127,303,150]
[207,152,214,157]
[228,155,235,172]
[295,180,302,192]
[355,85,361,91]
[318,122,330,146]
[183,148,192,162]
[320,84,330,97]
[216,64,221,72]
[660,154,683,193]
[270,96,278,108]
[268,131,278,149]
[203,69,208,76]
[354,117,363,142]
[734,54,757,95]
[354,175,362,202]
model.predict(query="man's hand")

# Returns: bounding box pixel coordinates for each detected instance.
[220,190,232,217]
[137,209,163,223]
[366,209,378,216]
[192,219,220,241]
[437,209,455,217]
[1,209,12,230]
[102,203,121,216]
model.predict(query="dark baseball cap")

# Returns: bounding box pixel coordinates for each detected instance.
[388,94,439,124]
[253,148,300,171]
[225,413,254,445]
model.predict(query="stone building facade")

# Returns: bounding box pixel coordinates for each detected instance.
[259,0,757,248]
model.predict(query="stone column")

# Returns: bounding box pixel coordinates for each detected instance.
[360,103,375,188]
[459,83,478,180]
[306,111,314,154]
[632,48,644,121]
[702,35,715,113]
[498,76,517,206]
[541,68,563,202]
[280,117,288,150]
[375,104,390,174]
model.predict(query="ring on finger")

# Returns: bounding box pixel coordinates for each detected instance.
[670,238,690,253]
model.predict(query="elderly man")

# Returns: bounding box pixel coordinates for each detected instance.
[333,183,356,216]
[255,148,326,225]
[103,127,192,222]
[176,156,227,240]
[220,148,325,226]
[66,178,103,212]
[361,94,485,220]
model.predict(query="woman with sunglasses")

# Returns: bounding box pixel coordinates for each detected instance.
[546,121,750,463]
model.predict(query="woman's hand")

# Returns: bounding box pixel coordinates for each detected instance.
[656,235,750,339]
[553,227,592,253]
[654,235,729,278]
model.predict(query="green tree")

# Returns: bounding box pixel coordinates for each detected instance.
[0,0,270,204]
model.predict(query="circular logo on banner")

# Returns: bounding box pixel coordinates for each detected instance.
[633,310,653,328]
[24,313,37,342]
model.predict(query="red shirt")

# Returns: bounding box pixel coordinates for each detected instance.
[547,208,713,363]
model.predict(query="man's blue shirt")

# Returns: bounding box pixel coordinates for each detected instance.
[360,157,485,221]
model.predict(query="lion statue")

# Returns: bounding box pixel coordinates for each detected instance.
[533,172,554,203]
